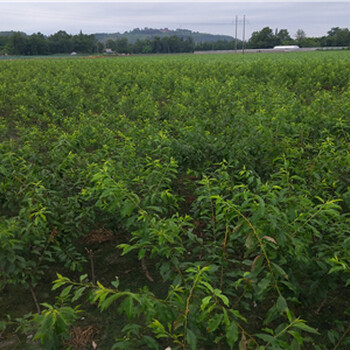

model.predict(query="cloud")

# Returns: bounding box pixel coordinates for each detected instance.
[0,2,349,37]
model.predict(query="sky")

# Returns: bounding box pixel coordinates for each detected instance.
[1,1,350,39]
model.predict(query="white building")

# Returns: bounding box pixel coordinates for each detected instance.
[273,45,300,50]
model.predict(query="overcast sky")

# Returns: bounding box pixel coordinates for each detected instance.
[1,1,350,39]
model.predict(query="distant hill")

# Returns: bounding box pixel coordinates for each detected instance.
[95,28,234,44]
[0,31,27,37]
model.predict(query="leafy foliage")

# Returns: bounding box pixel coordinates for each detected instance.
[0,51,350,349]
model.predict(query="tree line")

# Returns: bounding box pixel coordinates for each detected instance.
[105,35,195,54]
[1,27,349,56]
[247,27,350,49]
[0,31,98,56]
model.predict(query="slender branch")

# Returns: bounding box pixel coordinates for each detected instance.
[227,202,281,296]
[220,225,229,290]
[28,283,41,314]
[141,257,154,282]
[263,317,301,349]
[333,324,350,350]
[182,268,205,349]
[237,323,259,347]
[291,201,335,238]
[85,248,96,284]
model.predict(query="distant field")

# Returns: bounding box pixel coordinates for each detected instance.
[1,51,350,349]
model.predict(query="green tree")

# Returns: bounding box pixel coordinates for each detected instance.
[72,31,97,53]
[322,27,350,46]
[105,39,116,51]
[295,29,321,48]
[248,27,277,48]
[276,29,292,44]
[151,36,163,53]
[115,37,129,53]
[48,31,73,54]
[10,32,28,55]
[96,41,104,54]
[295,29,306,42]
[28,33,48,55]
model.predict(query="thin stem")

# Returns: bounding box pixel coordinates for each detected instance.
[291,201,334,238]
[85,248,96,284]
[28,283,41,314]
[263,317,301,349]
[333,324,350,350]
[220,225,229,290]
[237,323,259,347]
[141,257,154,282]
[183,268,205,349]
[227,201,281,296]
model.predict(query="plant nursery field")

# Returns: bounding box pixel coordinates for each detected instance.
[0,51,350,349]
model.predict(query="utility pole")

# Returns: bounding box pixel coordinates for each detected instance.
[235,15,238,53]
[242,15,246,54]
[233,15,248,54]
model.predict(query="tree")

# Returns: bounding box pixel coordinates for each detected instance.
[10,32,28,55]
[71,31,97,53]
[151,36,163,53]
[294,29,321,48]
[181,37,195,52]
[295,29,306,42]
[48,31,73,54]
[322,27,350,46]
[96,41,104,54]
[105,39,116,51]
[28,33,48,55]
[248,27,277,49]
[115,38,129,53]
[276,29,292,44]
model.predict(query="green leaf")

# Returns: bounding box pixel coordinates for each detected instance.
[276,295,287,313]
[138,248,146,260]
[218,294,229,307]
[226,321,238,349]
[60,285,73,298]
[293,321,319,334]
[288,330,303,345]
[40,302,53,310]
[142,335,160,349]
[207,314,223,332]
[121,199,135,217]
[72,287,86,302]
[186,329,197,350]
[286,308,294,322]
[200,280,214,293]
[100,293,124,311]
[200,296,212,311]
[0,320,7,332]
[79,274,88,282]
[111,277,120,289]
[52,281,67,290]
[123,296,134,319]
[256,333,276,342]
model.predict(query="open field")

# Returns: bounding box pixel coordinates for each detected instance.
[0,51,350,349]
